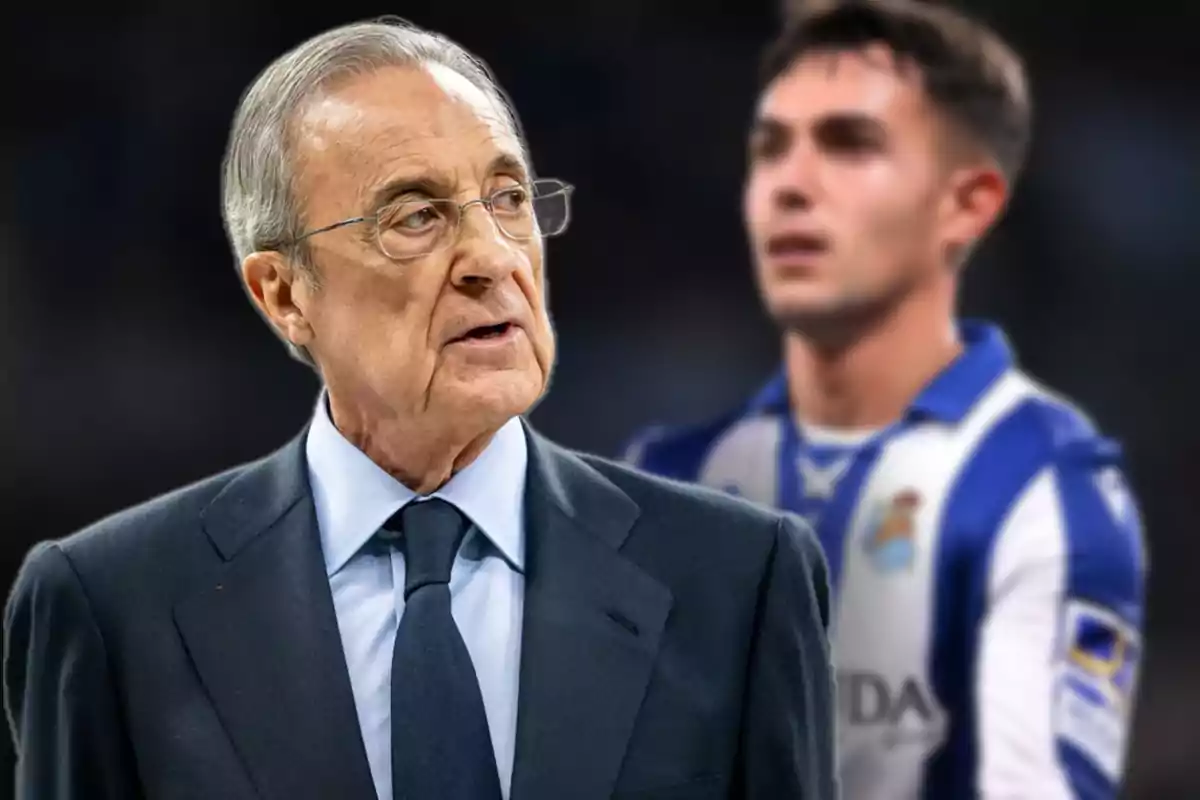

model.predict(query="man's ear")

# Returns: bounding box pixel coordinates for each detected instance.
[241,251,314,350]
[939,163,1008,264]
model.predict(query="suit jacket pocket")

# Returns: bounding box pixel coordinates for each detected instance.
[611,773,725,799]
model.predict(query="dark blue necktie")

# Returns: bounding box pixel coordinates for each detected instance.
[383,498,503,800]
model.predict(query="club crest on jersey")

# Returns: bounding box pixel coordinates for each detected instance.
[863,489,921,572]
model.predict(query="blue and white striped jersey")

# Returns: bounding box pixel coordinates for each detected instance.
[623,321,1146,799]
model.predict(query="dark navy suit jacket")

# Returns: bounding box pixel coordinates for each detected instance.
[4,422,838,800]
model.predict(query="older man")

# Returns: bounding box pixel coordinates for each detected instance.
[4,18,837,800]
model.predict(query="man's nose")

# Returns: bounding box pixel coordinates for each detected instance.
[772,184,812,212]
[771,149,817,213]
[449,205,523,291]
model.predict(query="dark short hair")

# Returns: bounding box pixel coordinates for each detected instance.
[762,0,1031,182]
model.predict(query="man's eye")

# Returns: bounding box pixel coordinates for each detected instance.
[492,186,529,214]
[389,203,442,232]
[750,131,788,161]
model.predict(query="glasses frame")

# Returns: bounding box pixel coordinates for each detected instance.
[289,178,574,260]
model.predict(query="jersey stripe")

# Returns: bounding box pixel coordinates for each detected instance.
[924,396,1067,798]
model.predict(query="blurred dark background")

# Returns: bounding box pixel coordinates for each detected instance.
[3,0,1197,796]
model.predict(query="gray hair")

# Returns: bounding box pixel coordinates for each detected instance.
[220,16,526,365]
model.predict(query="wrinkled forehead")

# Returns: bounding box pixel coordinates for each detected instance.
[293,62,529,213]
[756,44,931,130]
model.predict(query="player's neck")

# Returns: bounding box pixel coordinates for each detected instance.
[784,289,962,430]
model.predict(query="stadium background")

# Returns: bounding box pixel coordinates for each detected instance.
[3,0,1196,796]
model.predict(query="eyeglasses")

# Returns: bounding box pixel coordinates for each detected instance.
[291,178,574,260]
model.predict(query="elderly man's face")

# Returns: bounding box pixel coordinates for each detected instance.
[286,63,555,435]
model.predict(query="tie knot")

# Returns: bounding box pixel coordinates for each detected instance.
[384,499,471,599]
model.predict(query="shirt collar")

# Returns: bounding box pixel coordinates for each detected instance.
[744,319,1013,424]
[907,321,1013,422]
[305,393,528,577]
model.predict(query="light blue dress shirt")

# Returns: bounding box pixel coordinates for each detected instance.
[305,396,527,800]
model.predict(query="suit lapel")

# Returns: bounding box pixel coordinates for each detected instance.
[174,434,376,800]
[510,425,674,800]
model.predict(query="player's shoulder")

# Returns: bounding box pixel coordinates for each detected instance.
[938,369,1134,539]
[971,369,1123,473]
[1013,377,1144,535]
[989,376,1146,615]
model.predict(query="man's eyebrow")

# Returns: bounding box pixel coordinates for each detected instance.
[751,110,888,138]
[812,111,889,139]
[364,153,531,211]
[365,172,452,212]
[750,116,788,137]
[488,152,530,181]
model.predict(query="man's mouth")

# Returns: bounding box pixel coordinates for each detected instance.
[764,232,831,275]
[451,322,516,343]
[767,232,829,257]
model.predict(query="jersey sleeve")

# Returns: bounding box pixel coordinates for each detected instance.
[975,455,1146,799]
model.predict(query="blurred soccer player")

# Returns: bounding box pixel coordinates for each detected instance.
[623,1,1147,797]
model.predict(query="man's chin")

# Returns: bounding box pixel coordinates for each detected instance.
[769,296,895,348]
[436,370,546,424]
[770,299,850,334]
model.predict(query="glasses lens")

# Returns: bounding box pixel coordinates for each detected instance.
[489,185,537,240]
[377,198,455,259]
[531,179,571,238]
[491,180,572,241]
